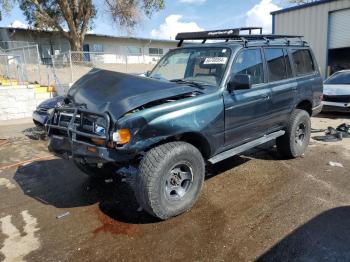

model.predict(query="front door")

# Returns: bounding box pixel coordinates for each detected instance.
[224,48,272,148]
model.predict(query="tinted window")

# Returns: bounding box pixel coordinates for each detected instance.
[284,49,292,77]
[232,49,264,85]
[324,71,350,85]
[292,49,315,75]
[265,48,288,82]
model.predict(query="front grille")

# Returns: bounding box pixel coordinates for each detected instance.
[47,107,110,144]
[323,94,350,103]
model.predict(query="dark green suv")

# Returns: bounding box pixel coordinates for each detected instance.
[47,28,323,219]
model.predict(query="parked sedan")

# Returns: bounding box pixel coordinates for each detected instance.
[33,96,64,127]
[323,70,350,113]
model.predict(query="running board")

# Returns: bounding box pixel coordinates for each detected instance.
[208,130,285,164]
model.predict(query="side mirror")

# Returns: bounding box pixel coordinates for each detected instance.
[227,74,252,91]
[145,70,151,77]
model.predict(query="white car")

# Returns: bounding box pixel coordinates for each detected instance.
[323,70,350,113]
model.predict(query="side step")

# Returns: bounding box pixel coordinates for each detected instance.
[208,130,285,164]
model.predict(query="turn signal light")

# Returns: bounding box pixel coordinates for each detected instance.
[112,129,131,145]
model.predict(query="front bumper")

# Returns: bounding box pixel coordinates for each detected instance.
[33,109,49,126]
[48,135,134,163]
[46,107,135,164]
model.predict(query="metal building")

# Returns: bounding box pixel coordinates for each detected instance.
[271,0,350,78]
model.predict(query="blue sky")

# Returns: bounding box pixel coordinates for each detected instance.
[0,0,293,40]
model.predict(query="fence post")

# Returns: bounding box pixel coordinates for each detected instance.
[22,48,28,83]
[36,44,41,85]
[69,50,73,83]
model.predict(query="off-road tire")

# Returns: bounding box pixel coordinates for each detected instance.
[136,142,205,220]
[276,109,311,159]
[73,159,115,179]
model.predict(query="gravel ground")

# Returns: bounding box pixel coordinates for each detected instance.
[0,114,349,262]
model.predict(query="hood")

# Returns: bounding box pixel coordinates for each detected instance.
[38,96,64,109]
[67,69,199,121]
[323,84,350,96]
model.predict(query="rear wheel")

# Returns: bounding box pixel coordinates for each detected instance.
[136,142,205,220]
[276,109,311,158]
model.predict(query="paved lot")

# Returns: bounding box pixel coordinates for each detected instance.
[0,114,350,262]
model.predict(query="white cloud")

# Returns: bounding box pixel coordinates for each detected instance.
[245,0,281,33]
[179,0,206,4]
[9,20,29,29]
[151,15,204,40]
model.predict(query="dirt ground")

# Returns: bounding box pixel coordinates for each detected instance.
[0,113,349,262]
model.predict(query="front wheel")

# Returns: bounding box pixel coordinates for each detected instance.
[136,142,205,220]
[276,109,311,159]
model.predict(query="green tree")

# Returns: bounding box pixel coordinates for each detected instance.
[14,0,164,50]
[0,0,13,20]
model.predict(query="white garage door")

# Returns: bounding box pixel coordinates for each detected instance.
[329,8,350,49]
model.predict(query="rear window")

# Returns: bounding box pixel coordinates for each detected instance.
[291,49,315,75]
[265,48,289,82]
[324,71,350,85]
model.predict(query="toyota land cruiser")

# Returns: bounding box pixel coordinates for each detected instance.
[47,27,323,219]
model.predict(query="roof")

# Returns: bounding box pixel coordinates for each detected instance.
[271,0,336,15]
[0,26,177,44]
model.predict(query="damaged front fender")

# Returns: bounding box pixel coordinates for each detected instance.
[117,90,225,156]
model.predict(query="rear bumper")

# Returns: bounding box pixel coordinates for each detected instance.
[312,103,323,116]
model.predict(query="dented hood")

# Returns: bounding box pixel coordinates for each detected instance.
[67,68,198,121]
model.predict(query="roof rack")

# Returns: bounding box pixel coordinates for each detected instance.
[175,27,303,47]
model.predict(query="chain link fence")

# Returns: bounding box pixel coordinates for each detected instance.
[0,40,163,92]
[0,53,26,84]
[0,42,55,87]
[52,51,159,88]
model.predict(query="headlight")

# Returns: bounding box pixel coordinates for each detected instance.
[47,108,54,115]
[112,129,131,145]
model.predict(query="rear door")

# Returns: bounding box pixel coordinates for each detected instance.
[263,47,297,129]
[223,48,273,148]
[291,48,323,110]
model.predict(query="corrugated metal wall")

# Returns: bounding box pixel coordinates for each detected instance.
[273,0,350,77]
[329,8,350,49]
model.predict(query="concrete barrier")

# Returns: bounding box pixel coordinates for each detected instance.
[0,86,53,120]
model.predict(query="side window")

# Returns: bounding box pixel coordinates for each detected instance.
[284,49,292,77]
[265,48,288,82]
[232,49,264,86]
[291,49,315,75]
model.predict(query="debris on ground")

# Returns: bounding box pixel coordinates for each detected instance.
[312,123,349,142]
[22,126,47,141]
[328,161,344,168]
[311,128,326,133]
[104,178,113,183]
[56,211,70,219]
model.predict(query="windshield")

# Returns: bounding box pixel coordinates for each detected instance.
[324,71,350,85]
[149,47,231,87]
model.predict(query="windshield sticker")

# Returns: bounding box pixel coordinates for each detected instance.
[204,57,228,65]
